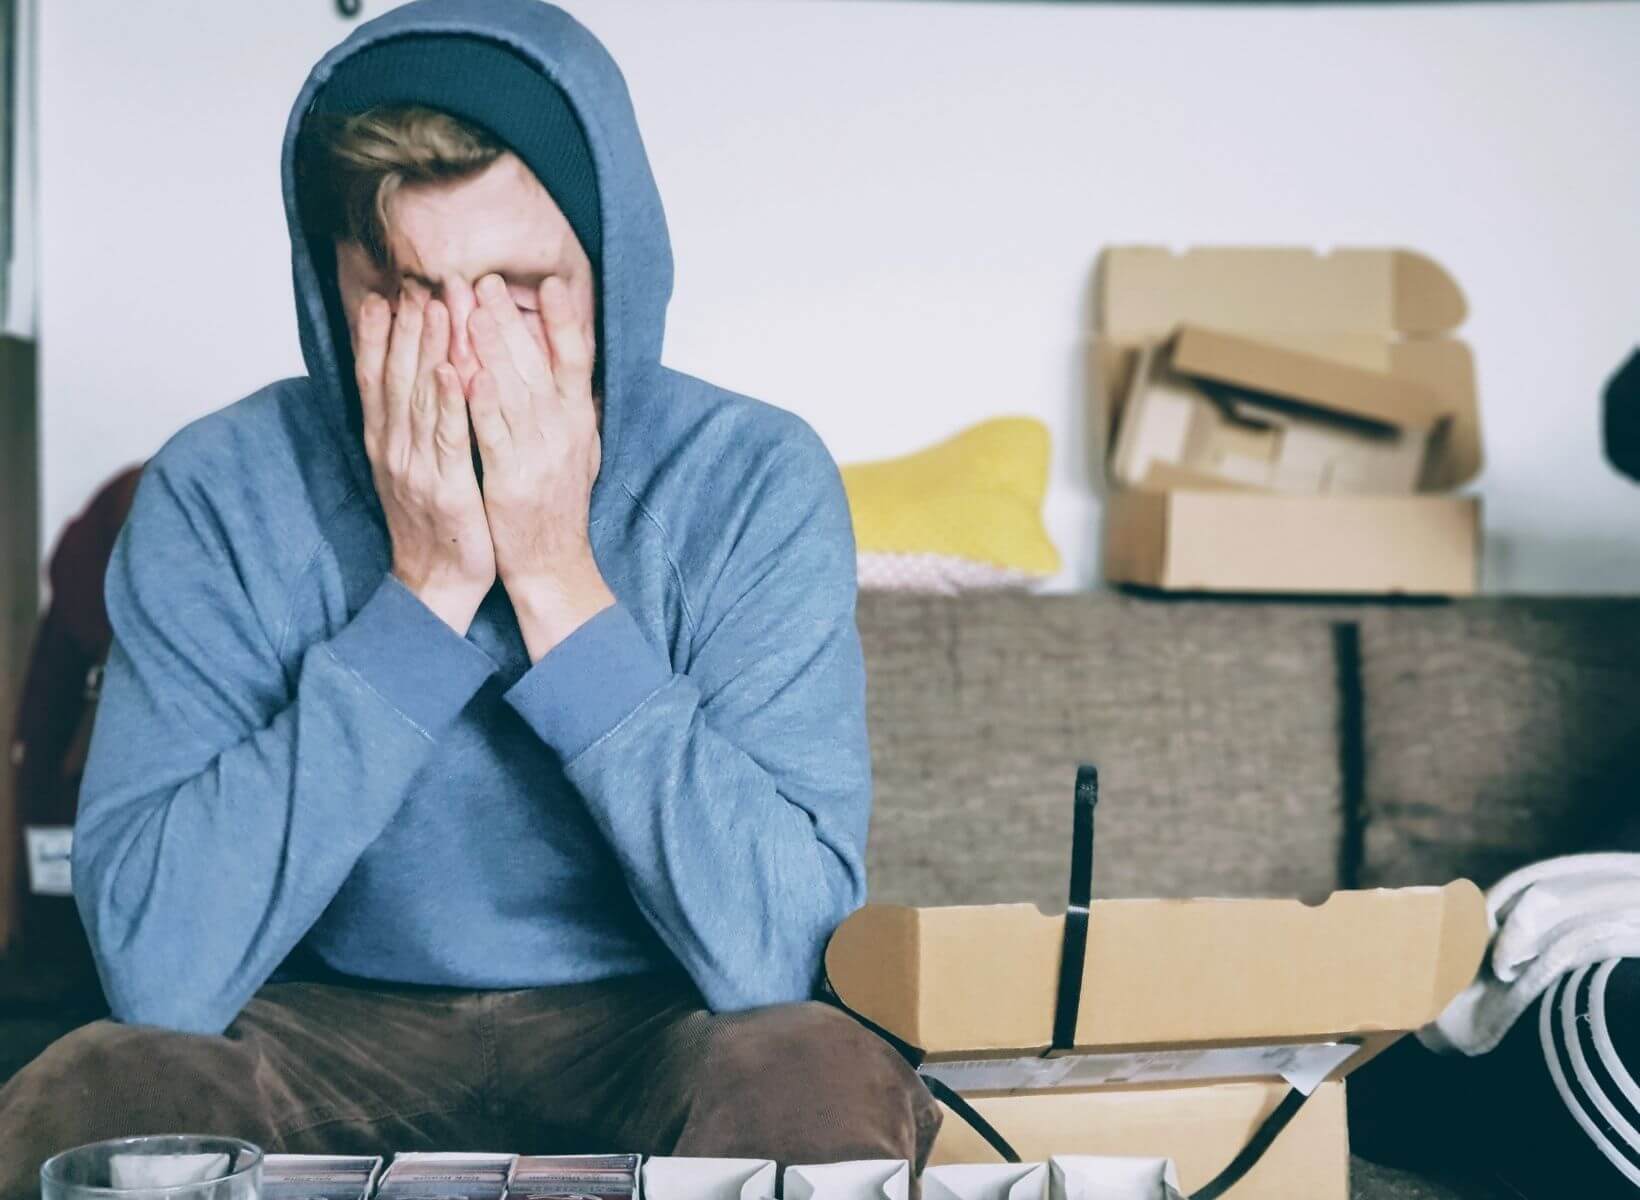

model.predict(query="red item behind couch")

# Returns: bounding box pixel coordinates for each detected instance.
[2,464,144,1012]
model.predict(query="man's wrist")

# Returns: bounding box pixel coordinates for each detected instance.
[392,568,488,635]
[506,561,617,662]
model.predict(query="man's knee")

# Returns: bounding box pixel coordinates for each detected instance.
[0,1019,263,1200]
[663,1001,942,1167]
[7,1018,252,1120]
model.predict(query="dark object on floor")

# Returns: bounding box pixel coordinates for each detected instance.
[1603,346,1640,482]
[1351,959,1640,1199]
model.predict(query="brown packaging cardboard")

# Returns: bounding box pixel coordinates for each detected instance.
[1094,247,1483,595]
[825,882,1489,1200]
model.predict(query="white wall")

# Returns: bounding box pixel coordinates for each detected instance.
[37,0,1640,593]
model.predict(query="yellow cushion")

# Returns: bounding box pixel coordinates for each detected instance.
[841,417,1060,590]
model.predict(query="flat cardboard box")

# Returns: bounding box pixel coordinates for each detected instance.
[825,883,1488,1200]
[1111,327,1449,497]
[1094,246,1483,596]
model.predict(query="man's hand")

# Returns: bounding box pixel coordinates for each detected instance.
[356,284,496,634]
[467,272,614,661]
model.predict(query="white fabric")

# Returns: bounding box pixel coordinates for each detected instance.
[857,552,1045,595]
[108,1154,230,1190]
[1418,853,1640,1056]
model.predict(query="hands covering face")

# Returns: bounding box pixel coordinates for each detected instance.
[354,273,606,642]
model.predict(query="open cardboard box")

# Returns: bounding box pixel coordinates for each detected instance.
[1094,246,1483,595]
[826,882,1489,1200]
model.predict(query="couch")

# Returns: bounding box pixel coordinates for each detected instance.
[7,590,1640,1198]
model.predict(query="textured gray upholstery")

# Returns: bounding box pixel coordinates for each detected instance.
[1356,599,1640,889]
[856,592,1351,909]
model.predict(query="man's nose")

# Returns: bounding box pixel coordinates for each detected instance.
[441,278,480,391]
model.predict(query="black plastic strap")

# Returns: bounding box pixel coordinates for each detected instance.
[919,1074,1023,1164]
[1188,1085,1311,1200]
[1052,764,1099,1052]
[820,974,1028,1164]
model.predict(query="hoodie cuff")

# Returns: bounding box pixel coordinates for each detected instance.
[326,574,500,737]
[503,601,673,762]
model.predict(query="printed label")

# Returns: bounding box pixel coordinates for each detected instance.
[24,826,73,896]
[921,1039,1362,1097]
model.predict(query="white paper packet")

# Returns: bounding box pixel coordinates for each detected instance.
[783,1160,909,1200]
[920,1162,1048,1200]
[1050,1155,1184,1200]
[639,1158,775,1200]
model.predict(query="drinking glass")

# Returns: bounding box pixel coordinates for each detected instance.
[41,1135,263,1200]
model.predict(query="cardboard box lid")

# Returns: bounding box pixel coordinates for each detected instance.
[825,882,1487,1058]
[1098,247,1466,340]
[1168,326,1447,434]
[1093,247,1482,489]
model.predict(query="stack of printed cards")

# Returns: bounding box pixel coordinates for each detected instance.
[505,1155,641,1200]
[375,1154,515,1200]
[263,1156,385,1200]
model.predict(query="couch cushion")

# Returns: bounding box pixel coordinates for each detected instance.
[1357,600,1640,889]
[856,592,1348,908]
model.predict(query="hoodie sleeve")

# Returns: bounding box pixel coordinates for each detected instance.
[502,424,872,1012]
[72,450,498,1035]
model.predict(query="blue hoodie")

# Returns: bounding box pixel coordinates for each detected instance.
[71,0,872,1037]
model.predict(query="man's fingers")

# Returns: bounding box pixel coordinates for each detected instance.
[408,306,446,461]
[468,304,529,438]
[474,273,552,396]
[354,291,389,446]
[421,298,451,382]
[540,276,594,407]
[383,285,425,446]
[432,364,473,467]
[466,366,511,465]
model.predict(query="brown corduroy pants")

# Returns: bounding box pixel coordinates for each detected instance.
[0,971,942,1199]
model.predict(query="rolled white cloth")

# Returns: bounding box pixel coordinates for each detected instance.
[1419,853,1640,1056]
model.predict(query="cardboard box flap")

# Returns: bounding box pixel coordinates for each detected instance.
[825,882,1488,1057]
[1099,247,1467,340]
[1170,326,1448,433]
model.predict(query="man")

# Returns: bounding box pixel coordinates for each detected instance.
[0,0,939,1185]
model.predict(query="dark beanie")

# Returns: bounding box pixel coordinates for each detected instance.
[310,32,601,273]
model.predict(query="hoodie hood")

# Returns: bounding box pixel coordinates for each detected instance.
[281,0,674,504]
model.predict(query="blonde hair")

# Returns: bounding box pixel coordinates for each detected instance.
[296,103,506,272]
